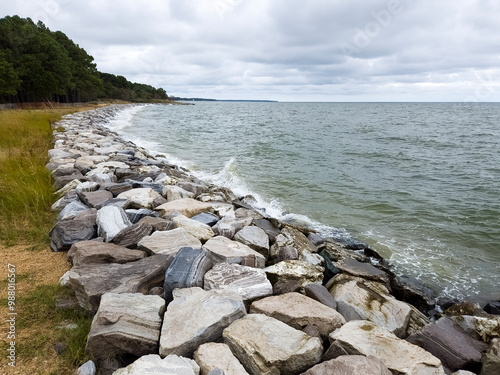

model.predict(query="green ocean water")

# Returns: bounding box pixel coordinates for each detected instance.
[108,102,500,302]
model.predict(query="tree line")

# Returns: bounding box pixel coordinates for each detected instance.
[0,16,168,103]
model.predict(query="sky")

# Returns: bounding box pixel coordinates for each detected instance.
[2,0,500,101]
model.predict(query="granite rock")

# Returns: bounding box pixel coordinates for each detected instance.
[164,185,195,201]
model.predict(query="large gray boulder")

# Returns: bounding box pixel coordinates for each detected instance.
[193,343,249,375]
[96,206,131,242]
[233,226,270,257]
[301,355,392,375]
[155,198,213,218]
[138,228,201,256]
[67,240,146,266]
[112,221,153,248]
[112,354,200,375]
[329,320,446,375]
[202,236,266,268]
[117,187,162,209]
[69,254,172,312]
[249,292,346,340]
[78,190,114,208]
[223,314,323,375]
[50,208,97,252]
[204,262,273,303]
[163,247,213,304]
[159,288,246,358]
[86,293,165,360]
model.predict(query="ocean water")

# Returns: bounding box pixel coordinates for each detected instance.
[107,102,500,303]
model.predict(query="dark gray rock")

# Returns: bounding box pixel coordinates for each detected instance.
[308,232,325,247]
[78,190,114,208]
[50,209,97,252]
[137,216,175,232]
[51,189,79,211]
[69,254,173,312]
[253,218,281,244]
[407,317,488,372]
[305,283,337,310]
[177,181,208,197]
[484,301,500,315]
[125,208,159,224]
[112,221,153,248]
[334,258,390,287]
[67,240,146,266]
[54,174,84,189]
[94,198,130,210]
[391,275,436,313]
[273,280,302,295]
[321,340,350,362]
[192,212,220,227]
[277,245,298,262]
[319,249,341,282]
[129,180,164,196]
[163,247,213,304]
[105,182,134,197]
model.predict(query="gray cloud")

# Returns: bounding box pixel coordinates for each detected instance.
[2,0,500,101]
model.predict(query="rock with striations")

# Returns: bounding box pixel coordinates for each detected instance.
[78,190,114,208]
[329,320,446,375]
[191,212,220,227]
[125,208,159,224]
[57,200,89,220]
[113,354,200,375]
[96,206,131,242]
[105,182,134,197]
[155,198,213,218]
[302,355,392,375]
[202,236,266,268]
[138,228,201,256]
[67,240,146,266]
[406,317,487,372]
[234,226,270,258]
[223,313,323,375]
[193,343,249,375]
[69,254,172,312]
[112,221,153,248]
[204,262,273,303]
[328,273,413,338]
[50,208,98,252]
[51,190,79,212]
[264,260,324,288]
[117,187,162,209]
[249,292,346,340]
[86,293,165,360]
[163,247,213,304]
[159,287,246,358]
[172,214,215,242]
[76,360,96,375]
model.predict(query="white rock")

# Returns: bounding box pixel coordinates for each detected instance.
[96,206,131,242]
[194,343,249,375]
[117,188,162,209]
[172,214,215,242]
[138,228,202,256]
[112,354,200,375]
[203,236,266,268]
[155,198,213,218]
[164,185,195,201]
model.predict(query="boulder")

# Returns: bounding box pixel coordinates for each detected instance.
[204,263,273,303]
[172,215,215,242]
[51,190,79,211]
[391,275,436,313]
[164,185,194,201]
[159,288,246,358]
[117,188,162,209]
[137,228,201,256]
[329,274,413,338]
[96,206,131,242]
[76,360,96,375]
[202,236,266,268]
[234,226,270,257]
[250,292,345,340]
[281,226,317,256]
[333,258,390,287]
[86,293,165,360]
[155,198,213,218]
[447,314,500,343]
[78,190,114,208]
[264,260,324,289]
[330,320,446,375]
[301,355,392,375]
[69,254,172,312]
[484,301,500,315]
[67,240,146,266]
[212,216,252,239]
[125,208,159,224]
[304,283,337,310]
[112,221,153,248]
[177,182,208,197]
[191,212,220,227]
[50,208,97,252]
[481,352,500,375]
[137,216,175,231]
[105,182,134,197]
[193,343,249,375]
[163,247,213,304]
[252,218,281,244]
[273,280,303,295]
[407,317,488,372]
[277,245,299,262]
[58,200,89,220]
[112,354,200,375]
[223,314,323,375]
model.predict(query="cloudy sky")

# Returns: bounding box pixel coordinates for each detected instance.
[2,0,500,101]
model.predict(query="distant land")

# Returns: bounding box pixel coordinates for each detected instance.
[170,97,278,102]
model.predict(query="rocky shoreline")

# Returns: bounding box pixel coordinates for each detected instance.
[47,104,499,375]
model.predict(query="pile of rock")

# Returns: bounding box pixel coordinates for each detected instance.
[48,105,499,375]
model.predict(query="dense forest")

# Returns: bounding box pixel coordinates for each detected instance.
[0,16,168,103]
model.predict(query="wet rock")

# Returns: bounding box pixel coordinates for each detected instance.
[191,212,220,227]
[330,320,446,375]
[194,343,249,375]
[50,208,97,252]
[223,314,323,375]
[112,354,200,375]
[202,236,266,268]
[307,232,325,247]
[117,188,162,209]
[391,275,436,313]
[264,260,324,289]
[163,247,213,304]
[67,240,146,266]
[484,301,500,315]
[112,221,153,248]
[96,206,131,242]
[304,283,337,310]
[250,292,345,340]
[156,198,213,218]
[172,214,215,242]
[69,254,172,312]
[334,258,390,287]
[302,355,392,375]
[86,293,165,360]
[204,262,273,303]
[159,288,245,357]
[138,228,201,256]
[407,317,487,372]
[281,226,317,256]
[320,241,368,263]
[125,208,159,224]
[234,226,270,257]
